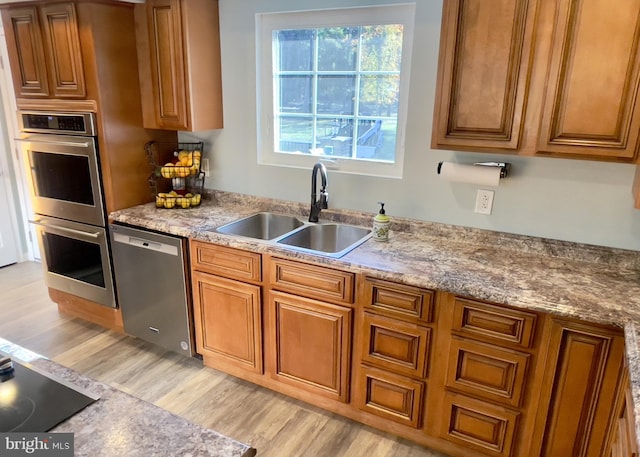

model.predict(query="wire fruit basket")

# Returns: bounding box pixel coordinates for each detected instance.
[146,141,205,209]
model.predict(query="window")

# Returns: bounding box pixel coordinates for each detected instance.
[257,5,415,178]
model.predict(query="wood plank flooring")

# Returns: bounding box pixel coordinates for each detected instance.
[0,261,449,457]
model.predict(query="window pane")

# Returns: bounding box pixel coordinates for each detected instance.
[318,27,358,71]
[355,118,396,161]
[317,75,356,115]
[360,25,404,72]
[278,116,313,153]
[317,123,353,158]
[276,30,314,71]
[279,76,313,114]
[359,75,400,117]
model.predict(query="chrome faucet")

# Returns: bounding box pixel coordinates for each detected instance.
[309,162,328,222]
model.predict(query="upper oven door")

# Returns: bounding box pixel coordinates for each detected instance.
[19,133,105,227]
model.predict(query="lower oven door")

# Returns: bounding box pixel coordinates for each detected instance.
[31,216,115,308]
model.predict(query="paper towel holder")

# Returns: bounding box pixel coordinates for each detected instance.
[437,161,511,179]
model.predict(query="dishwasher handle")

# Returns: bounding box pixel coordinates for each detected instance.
[112,232,179,256]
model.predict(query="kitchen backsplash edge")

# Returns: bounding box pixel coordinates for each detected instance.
[200,189,640,269]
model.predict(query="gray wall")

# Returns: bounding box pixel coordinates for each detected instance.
[181,0,640,251]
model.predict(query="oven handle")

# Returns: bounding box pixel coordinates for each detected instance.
[15,138,91,148]
[29,219,101,239]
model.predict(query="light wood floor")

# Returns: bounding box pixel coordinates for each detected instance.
[0,261,449,457]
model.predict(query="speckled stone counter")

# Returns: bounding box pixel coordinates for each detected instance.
[0,339,256,457]
[110,190,640,447]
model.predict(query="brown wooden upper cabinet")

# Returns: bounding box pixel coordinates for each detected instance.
[432,0,640,162]
[135,0,223,131]
[432,0,537,152]
[2,3,85,99]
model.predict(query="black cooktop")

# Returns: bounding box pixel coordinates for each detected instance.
[0,357,99,432]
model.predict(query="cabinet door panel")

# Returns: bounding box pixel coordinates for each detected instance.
[192,271,263,373]
[432,0,537,150]
[146,0,188,130]
[191,241,262,283]
[2,7,50,97]
[39,3,85,98]
[270,257,354,304]
[135,0,222,131]
[356,365,425,429]
[441,392,519,457]
[361,312,431,378]
[446,336,529,408]
[363,277,434,323]
[540,319,625,457]
[538,0,640,159]
[267,290,352,402]
[452,297,537,349]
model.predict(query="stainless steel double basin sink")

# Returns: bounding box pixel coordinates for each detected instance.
[215,212,371,258]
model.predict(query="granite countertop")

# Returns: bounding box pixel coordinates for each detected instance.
[0,339,256,457]
[110,190,640,446]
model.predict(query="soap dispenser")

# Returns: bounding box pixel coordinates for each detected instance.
[373,202,390,242]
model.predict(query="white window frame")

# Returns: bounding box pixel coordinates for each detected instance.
[256,4,415,179]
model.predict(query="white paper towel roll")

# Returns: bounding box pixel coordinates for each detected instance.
[438,161,501,187]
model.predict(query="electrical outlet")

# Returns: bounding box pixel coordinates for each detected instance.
[201,158,210,175]
[475,189,494,214]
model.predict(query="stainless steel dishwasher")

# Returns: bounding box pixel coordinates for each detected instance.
[109,224,195,356]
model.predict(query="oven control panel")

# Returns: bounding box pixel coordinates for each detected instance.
[18,111,97,136]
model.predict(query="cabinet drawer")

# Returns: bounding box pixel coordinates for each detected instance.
[363,277,434,323]
[191,241,261,283]
[452,297,537,349]
[361,312,431,379]
[269,257,354,304]
[356,365,425,429]
[445,337,529,408]
[441,392,519,457]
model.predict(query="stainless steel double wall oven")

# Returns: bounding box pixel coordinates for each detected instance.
[18,110,116,308]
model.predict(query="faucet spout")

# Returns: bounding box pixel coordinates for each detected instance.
[309,162,328,222]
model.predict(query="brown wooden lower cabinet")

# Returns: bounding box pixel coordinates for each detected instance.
[191,270,263,374]
[356,365,425,428]
[451,297,537,349]
[445,336,530,408]
[535,318,626,457]
[265,290,352,403]
[609,366,638,457]
[187,244,633,457]
[361,312,431,378]
[440,392,520,457]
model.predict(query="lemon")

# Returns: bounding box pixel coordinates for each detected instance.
[160,164,175,178]
[155,195,165,208]
[163,198,176,209]
[190,193,201,206]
